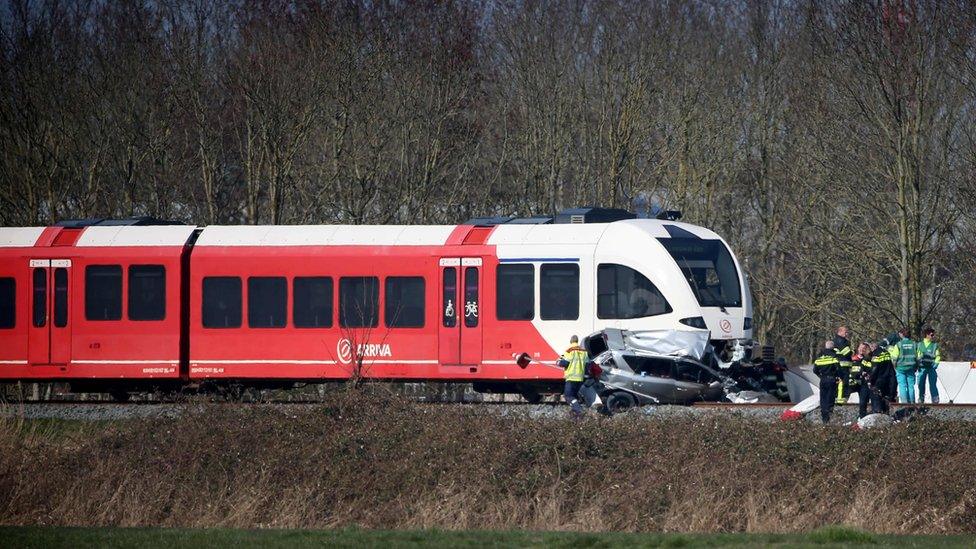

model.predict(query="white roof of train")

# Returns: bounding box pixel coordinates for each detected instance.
[0,227,45,247]
[0,219,723,248]
[75,226,198,247]
[489,219,719,245]
[194,225,457,246]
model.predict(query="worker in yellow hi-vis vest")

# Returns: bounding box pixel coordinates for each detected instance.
[557,335,588,417]
[833,326,853,404]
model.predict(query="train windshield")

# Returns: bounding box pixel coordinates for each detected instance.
[658,238,742,308]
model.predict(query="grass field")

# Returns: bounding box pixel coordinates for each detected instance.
[2,526,974,548]
[4,395,976,535]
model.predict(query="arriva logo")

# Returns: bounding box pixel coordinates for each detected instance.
[336,338,393,364]
[337,339,353,364]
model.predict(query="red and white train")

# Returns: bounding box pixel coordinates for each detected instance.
[0,208,753,399]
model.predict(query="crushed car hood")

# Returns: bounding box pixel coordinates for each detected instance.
[582,328,792,407]
[592,328,711,361]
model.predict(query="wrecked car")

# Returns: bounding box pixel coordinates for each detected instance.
[581,329,727,412]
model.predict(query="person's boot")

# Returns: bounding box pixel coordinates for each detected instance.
[570,399,583,419]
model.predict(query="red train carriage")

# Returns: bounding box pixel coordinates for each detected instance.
[0,221,193,396]
[0,210,753,399]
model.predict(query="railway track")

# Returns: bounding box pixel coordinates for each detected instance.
[690,401,976,408]
[7,399,976,422]
[0,398,547,406]
[6,398,976,409]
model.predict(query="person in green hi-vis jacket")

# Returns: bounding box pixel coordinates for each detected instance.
[889,328,918,404]
[917,327,942,404]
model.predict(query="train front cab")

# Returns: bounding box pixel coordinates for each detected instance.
[0,225,193,390]
[592,220,753,352]
[468,217,753,398]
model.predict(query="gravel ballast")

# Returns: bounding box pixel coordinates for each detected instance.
[5,401,976,424]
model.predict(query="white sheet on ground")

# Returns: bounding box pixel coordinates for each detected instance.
[857,413,893,429]
[727,390,781,404]
[784,364,819,402]
[790,394,820,414]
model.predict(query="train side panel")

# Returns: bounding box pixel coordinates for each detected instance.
[66,246,185,380]
[0,226,193,382]
[187,245,446,380]
[185,245,564,383]
[0,228,45,375]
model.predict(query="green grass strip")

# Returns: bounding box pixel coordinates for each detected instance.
[1,526,974,548]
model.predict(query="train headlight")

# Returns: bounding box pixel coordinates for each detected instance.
[743,317,753,330]
[679,317,707,329]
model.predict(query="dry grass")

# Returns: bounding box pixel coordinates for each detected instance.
[2,392,975,534]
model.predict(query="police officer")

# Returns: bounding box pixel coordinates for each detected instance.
[889,328,918,404]
[868,341,895,414]
[917,327,941,404]
[814,340,842,424]
[849,343,874,418]
[557,335,588,417]
[833,326,853,405]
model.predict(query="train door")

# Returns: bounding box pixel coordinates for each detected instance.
[438,257,483,366]
[27,259,72,366]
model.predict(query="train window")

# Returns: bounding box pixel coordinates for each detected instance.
[248,277,287,328]
[385,277,425,328]
[128,265,165,321]
[597,264,672,319]
[54,268,68,327]
[85,265,122,321]
[202,277,242,328]
[442,268,457,327]
[0,278,14,329]
[339,277,379,328]
[463,268,479,328]
[294,277,333,328]
[540,264,579,320]
[658,238,742,308]
[32,269,45,327]
[496,264,534,320]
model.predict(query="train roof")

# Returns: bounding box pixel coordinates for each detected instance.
[194,225,457,247]
[0,225,198,248]
[75,226,198,247]
[0,227,46,247]
[488,219,719,246]
[0,218,723,249]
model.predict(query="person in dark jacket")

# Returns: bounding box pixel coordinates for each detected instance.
[833,326,853,404]
[851,342,874,419]
[868,341,896,413]
[814,340,843,424]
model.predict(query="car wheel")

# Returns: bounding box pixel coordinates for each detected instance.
[606,391,636,414]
